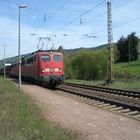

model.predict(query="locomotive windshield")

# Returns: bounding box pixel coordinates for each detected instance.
[53,55,61,62]
[41,55,50,61]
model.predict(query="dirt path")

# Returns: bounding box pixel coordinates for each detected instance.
[22,84,140,140]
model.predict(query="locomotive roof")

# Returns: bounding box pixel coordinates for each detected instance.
[20,50,62,61]
[1,50,62,66]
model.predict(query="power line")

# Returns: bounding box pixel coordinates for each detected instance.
[51,0,107,35]
[116,0,135,9]
[34,0,69,34]
[87,0,136,34]
[46,0,69,22]
[84,0,135,28]
[113,17,140,29]
[1,16,140,37]
[63,16,140,47]
[54,0,69,14]
[96,16,140,36]
[82,11,107,27]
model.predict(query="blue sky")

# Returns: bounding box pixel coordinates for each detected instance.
[0,0,140,59]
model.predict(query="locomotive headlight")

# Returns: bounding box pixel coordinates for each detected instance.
[42,68,50,73]
[54,68,59,72]
[42,69,45,73]
[45,68,50,72]
[59,68,62,73]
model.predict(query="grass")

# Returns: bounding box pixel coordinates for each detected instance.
[65,79,103,86]
[0,77,78,140]
[108,80,140,91]
[115,60,140,80]
[65,79,140,91]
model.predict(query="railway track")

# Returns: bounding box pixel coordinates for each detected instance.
[56,82,140,121]
[63,82,140,99]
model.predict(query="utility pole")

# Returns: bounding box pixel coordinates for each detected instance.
[107,0,114,84]
[4,45,5,78]
[18,5,27,92]
[128,36,131,65]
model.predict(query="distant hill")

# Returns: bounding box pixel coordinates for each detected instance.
[62,44,109,55]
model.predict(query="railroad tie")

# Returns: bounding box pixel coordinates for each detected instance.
[103,105,116,109]
[117,109,130,113]
[110,106,123,111]
[125,111,139,115]
[133,114,140,118]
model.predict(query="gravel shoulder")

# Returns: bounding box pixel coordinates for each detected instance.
[22,83,140,140]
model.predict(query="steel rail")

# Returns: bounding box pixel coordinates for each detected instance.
[63,82,140,99]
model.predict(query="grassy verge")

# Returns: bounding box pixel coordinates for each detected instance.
[115,60,140,80]
[65,79,140,91]
[0,77,78,140]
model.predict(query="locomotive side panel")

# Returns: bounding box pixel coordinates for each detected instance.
[10,63,18,77]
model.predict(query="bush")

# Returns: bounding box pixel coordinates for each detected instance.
[64,50,108,80]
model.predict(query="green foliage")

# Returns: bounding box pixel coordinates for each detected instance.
[64,50,108,80]
[64,55,74,79]
[117,32,139,62]
[58,45,64,53]
[114,45,119,63]
[115,60,140,80]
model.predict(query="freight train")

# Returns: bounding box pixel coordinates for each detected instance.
[0,50,64,88]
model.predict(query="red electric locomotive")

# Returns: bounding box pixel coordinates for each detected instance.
[10,50,64,87]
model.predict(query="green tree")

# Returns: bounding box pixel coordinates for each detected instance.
[69,51,108,80]
[117,32,139,62]
[58,45,64,53]
[64,55,74,79]
[127,33,139,60]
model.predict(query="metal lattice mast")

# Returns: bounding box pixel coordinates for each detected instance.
[107,0,114,83]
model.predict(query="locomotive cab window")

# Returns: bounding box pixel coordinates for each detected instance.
[21,59,25,65]
[41,55,50,62]
[27,57,34,64]
[53,55,61,62]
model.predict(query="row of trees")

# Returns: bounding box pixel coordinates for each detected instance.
[117,32,139,62]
